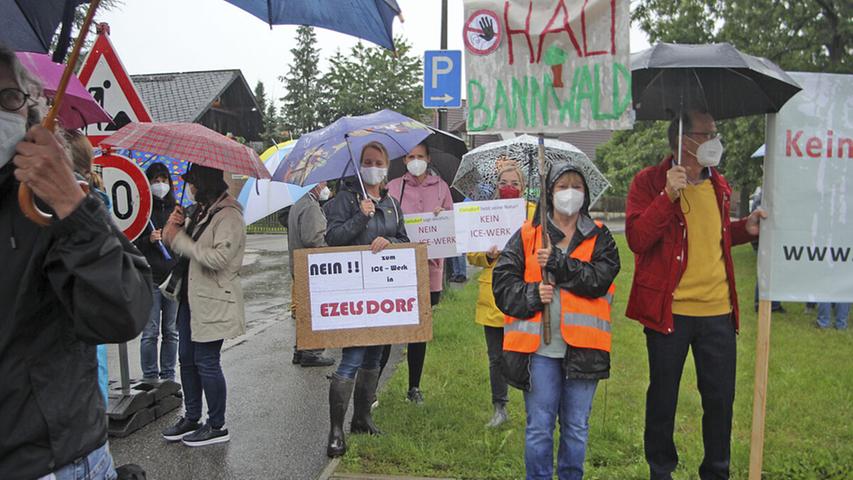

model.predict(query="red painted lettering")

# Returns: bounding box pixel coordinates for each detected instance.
[786,129,803,157]
[504,0,534,65]
[395,298,407,312]
[407,298,416,312]
[367,301,380,314]
[536,0,582,63]
[380,299,394,313]
[320,303,331,317]
[806,137,822,158]
[340,301,349,316]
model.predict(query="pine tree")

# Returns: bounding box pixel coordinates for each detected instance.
[254,81,281,149]
[280,26,323,136]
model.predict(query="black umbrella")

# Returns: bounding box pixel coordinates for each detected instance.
[0,0,85,54]
[631,42,802,121]
[388,127,468,202]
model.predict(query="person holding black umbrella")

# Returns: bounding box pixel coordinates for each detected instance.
[625,110,767,480]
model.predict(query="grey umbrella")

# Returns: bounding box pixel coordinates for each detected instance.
[631,42,802,121]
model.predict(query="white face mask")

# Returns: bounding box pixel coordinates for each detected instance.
[0,111,27,170]
[184,186,195,203]
[695,137,724,167]
[553,188,585,216]
[406,159,428,177]
[360,166,387,186]
[151,182,171,199]
[317,186,331,201]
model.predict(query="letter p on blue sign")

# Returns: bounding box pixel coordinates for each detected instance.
[423,50,462,109]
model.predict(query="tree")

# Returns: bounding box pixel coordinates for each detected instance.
[279,26,324,137]
[596,0,852,211]
[320,37,428,124]
[254,81,282,149]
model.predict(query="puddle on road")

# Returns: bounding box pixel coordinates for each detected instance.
[240,251,292,331]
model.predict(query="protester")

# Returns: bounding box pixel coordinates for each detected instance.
[323,140,410,457]
[468,163,535,428]
[625,110,767,479]
[493,160,619,479]
[0,43,152,480]
[815,302,850,330]
[385,141,453,404]
[134,163,180,382]
[288,181,335,367]
[161,163,246,447]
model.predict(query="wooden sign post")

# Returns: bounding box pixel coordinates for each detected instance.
[749,300,773,479]
[293,243,432,350]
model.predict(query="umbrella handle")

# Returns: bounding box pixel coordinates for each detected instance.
[18,0,102,227]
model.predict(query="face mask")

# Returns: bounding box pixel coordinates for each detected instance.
[553,188,585,216]
[184,186,195,203]
[0,111,27,169]
[406,159,428,177]
[317,186,331,201]
[360,166,387,186]
[151,182,170,199]
[695,136,724,167]
[498,185,521,199]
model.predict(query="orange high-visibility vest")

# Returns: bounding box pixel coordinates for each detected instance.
[503,220,615,353]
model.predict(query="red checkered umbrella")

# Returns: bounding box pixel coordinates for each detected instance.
[100,122,270,179]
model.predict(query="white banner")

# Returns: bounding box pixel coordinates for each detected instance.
[758,72,853,302]
[403,211,458,259]
[463,0,633,134]
[307,248,420,331]
[454,198,526,253]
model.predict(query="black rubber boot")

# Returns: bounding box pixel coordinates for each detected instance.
[350,368,383,435]
[327,374,354,457]
[299,349,335,367]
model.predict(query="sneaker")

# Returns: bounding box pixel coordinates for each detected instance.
[406,387,424,404]
[181,423,230,447]
[162,417,201,441]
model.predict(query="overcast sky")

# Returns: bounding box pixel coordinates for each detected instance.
[95,0,650,106]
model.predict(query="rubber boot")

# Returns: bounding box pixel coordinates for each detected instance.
[327,374,354,457]
[485,402,508,428]
[299,349,335,367]
[350,368,383,435]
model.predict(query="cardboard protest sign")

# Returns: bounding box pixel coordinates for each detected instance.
[463,0,633,134]
[293,243,432,349]
[758,72,853,302]
[403,211,457,259]
[454,198,526,253]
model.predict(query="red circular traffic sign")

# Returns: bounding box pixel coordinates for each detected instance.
[464,9,502,55]
[93,153,152,241]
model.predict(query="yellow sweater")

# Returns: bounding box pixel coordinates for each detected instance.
[672,180,731,316]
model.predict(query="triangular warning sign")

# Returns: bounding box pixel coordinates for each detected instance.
[77,27,152,147]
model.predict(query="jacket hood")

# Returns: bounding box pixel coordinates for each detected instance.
[531,160,592,227]
[401,171,441,186]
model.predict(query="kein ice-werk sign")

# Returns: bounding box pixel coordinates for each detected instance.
[307,249,420,331]
[463,0,633,134]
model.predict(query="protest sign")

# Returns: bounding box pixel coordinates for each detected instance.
[463,0,633,134]
[454,198,526,253]
[758,72,853,302]
[403,211,457,259]
[293,243,432,349]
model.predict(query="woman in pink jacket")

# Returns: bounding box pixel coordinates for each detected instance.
[384,141,454,404]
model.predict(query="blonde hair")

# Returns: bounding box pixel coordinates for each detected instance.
[65,130,104,189]
[494,164,527,199]
[360,141,390,166]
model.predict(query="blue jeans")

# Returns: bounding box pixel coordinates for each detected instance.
[447,254,467,278]
[140,290,179,380]
[335,345,384,380]
[817,303,850,329]
[42,442,116,480]
[523,354,599,480]
[177,302,227,428]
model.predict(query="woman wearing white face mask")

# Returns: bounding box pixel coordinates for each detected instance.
[322,140,409,458]
[133,162,180,383]
[384,141,453,404]
[492,160,620,480]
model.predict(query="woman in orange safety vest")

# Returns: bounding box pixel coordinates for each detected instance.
[492,160,620,480]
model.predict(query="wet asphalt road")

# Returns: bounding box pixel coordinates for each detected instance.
[107,234,401,480]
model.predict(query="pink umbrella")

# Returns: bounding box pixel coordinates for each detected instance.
[100,122,270,179]
[15,51,112,130]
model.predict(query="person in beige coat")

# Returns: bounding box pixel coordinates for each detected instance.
[161,163,246,447]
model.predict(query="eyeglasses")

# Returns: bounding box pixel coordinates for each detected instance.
[686,131,720,141]
[0,88,30,112]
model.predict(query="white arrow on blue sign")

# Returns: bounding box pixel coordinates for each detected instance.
[423,50,462,109]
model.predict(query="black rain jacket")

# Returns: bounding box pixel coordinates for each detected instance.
[0,164,152,480]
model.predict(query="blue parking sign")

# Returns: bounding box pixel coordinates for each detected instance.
[423,50,462,109]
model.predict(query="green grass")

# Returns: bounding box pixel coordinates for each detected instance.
[339,235,853,479]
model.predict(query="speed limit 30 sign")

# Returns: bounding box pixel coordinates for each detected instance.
[93,153,152,241]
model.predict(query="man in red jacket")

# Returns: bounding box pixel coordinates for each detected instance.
[625,110,767,480]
